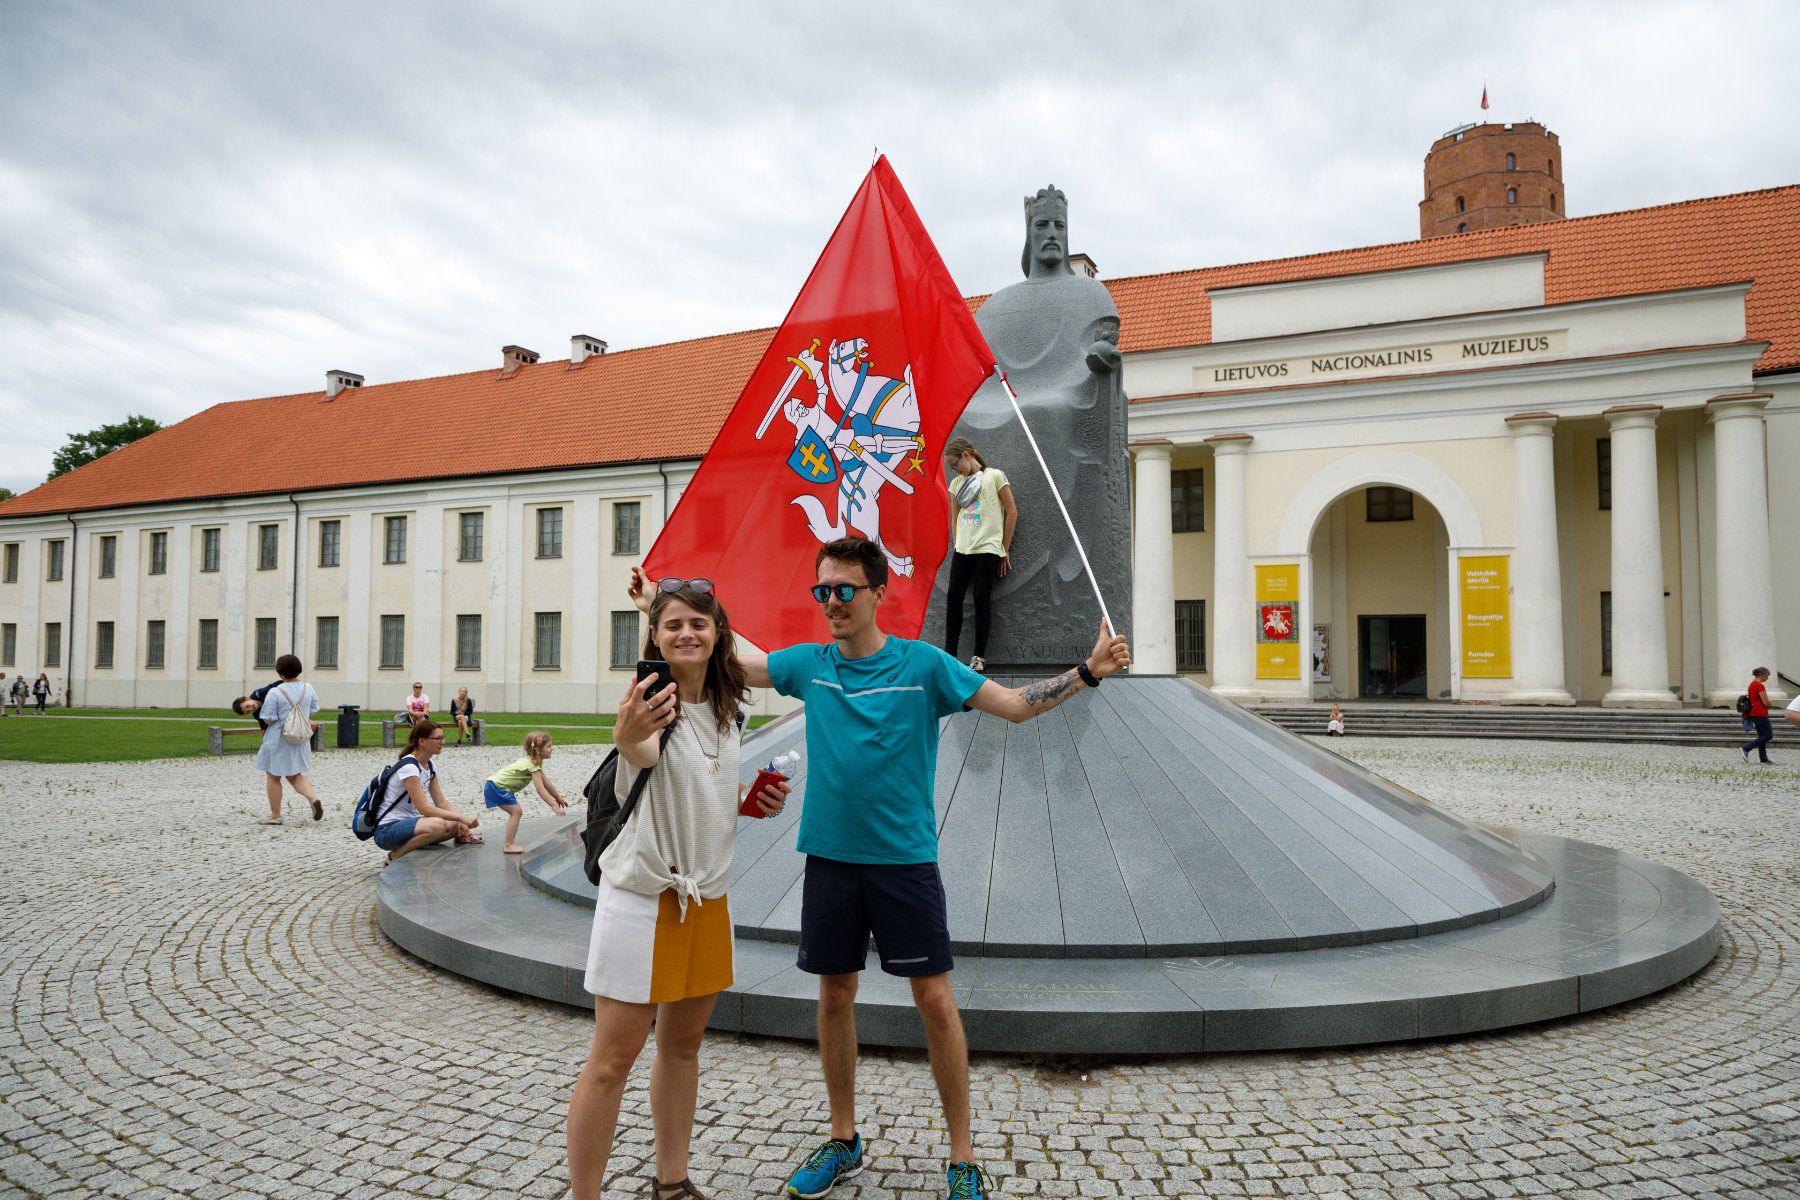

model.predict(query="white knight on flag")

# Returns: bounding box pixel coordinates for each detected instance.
[755,335,929,578]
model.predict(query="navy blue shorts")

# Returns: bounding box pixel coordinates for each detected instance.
[797,855,954,978]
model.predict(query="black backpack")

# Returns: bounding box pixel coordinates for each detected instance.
[1736,694,1753,716]
[351,754,420,841]
[580,710,746,885]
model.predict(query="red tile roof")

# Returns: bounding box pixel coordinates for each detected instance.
[4,184,1795,519]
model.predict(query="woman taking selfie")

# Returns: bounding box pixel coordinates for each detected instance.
[567,576,790,1200]
[942,436,1016,673]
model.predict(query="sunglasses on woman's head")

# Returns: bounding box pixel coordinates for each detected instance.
[810,583,874,603]
[657,577,714,595]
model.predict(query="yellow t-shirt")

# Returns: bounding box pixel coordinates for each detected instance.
[952,467,1010,557]
[486,757,542,793]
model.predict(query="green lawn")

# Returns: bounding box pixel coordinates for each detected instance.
[0,711,772,763]
[54,706,619,726]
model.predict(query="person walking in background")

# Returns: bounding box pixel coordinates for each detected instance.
[8,675,24,715]
[1786,692,1800,734]
[567,579,789,1200]
[32,674,49,714]
[449,686,476,745]
[373,720,482,864]
[1326,703,1345,736]
[254,655,321,825]
[1740,667,1776,766]
[483,731,569,853]
[941,437,1016,674]
[396,682,429,727]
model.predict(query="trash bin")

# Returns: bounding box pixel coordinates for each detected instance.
[336,704,361,749]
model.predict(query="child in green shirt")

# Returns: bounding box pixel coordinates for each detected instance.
[483,731,569,853]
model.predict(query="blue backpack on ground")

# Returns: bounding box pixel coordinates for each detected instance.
[351,754,418,841]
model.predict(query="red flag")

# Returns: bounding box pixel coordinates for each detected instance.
[1480,86,1488,110]
[644,157,995,652]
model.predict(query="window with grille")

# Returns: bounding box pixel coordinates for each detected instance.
[95,622,115,669]
[1,623,14,668]
[3,543,17,583]
[315,617,339,669]
[380,615,405,669]
[319,520,340,567]
[1175,601,1206,672]
[1365,486,1414,522]
[456,615,482,669]
[458,513,484,561]
[149,531,168,575]
[535,612,562,669]
[47,540,65,581]
[1600,592,1613,676]
[197,619,219,669]
[145,621,166,670]
[99,536,116,579]
[202,528,221,572]
[45,623,61,668]
[614,502,641,554]
[537,508,564,558]
[384,516,407,564]
[258,525,279,570]
[1596,438,1611,510]
[610,611,640,669]
[1170,469,1204,532]
[254,618,277,670]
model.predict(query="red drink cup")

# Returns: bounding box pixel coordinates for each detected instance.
[742,769,786,818]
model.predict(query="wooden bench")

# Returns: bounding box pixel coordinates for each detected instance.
[383,718,483,748]
[208,725,324,755]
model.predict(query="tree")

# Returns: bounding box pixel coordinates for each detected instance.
[49,415,163,479]
[0,488,13,503]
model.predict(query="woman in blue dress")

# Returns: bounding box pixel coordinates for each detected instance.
[255,654,321,825]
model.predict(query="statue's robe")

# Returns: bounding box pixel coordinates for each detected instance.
[922,272,1134,668]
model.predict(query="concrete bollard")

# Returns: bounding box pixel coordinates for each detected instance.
[207,726,223,756]
[472,719,485,747]
[382,720,396,749]
[310,726,324,752]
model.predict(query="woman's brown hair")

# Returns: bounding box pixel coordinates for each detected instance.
[404,720,442,757]
[642,586,749,734]
[943,436,985,469]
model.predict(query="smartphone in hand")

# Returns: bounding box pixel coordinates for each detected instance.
[741,769,785,818]
[636,659,675,705]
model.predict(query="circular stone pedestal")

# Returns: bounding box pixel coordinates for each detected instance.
[375,677,1719,1053]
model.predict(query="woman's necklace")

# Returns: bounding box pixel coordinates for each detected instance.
[685,699,720,775]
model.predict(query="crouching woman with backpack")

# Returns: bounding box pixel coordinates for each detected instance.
[566,580,789,1200]
[374,720,482,865]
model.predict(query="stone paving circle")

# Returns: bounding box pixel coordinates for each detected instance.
[1,736,1796,1198]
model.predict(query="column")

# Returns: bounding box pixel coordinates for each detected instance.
[1207,434,1257,700]
[1706,394,1786,707]
[1504,414,1574,704]
[1601,406,1678,708]
[1130,441,1176,674]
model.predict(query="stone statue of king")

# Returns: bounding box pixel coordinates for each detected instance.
[923,185,1134,669]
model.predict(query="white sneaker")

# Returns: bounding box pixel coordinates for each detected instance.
[970,656,986,673]
[1742,747,1752,762]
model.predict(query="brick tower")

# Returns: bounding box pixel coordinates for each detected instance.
[1419,121,1565,239]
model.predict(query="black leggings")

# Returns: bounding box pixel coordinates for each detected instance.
[944,551,1001,660]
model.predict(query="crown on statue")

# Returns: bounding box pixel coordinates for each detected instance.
[1023,185,1068,221]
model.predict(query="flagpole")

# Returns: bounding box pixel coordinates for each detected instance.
[993,368,1117,638]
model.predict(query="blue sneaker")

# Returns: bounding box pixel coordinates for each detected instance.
[946,1162,989,1199]
[785,1135,863,1198]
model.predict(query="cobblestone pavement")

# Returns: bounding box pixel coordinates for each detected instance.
[1,739,1796,1199]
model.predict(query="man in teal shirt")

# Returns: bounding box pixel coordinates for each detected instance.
[642,536,1130,1199]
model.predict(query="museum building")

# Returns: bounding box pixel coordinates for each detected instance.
[1,127,1795,712]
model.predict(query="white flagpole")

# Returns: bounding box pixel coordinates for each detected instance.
[992,367,1117,637]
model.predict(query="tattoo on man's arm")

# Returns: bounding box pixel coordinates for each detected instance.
[1019,668,1082,713]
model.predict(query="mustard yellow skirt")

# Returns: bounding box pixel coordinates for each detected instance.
[583,875,734,1004]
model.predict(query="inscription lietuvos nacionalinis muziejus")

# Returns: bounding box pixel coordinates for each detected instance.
[1202,330,1563,389]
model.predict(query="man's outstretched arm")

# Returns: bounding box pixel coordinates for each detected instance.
[966,621,1130,724]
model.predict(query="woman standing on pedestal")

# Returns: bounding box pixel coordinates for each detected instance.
[942,437,1017,673]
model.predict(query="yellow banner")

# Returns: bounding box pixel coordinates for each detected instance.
[1460,555,1511,678]
[1255,563,1301,679]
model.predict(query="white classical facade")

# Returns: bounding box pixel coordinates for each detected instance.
[1124,255,1796,707]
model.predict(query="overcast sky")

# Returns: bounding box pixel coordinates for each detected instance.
[2,1,1796,497]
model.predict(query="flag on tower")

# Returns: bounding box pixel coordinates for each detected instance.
[1480,85,1489,110]
[643,157,995,651]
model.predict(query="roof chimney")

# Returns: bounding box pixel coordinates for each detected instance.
[324,369,364,398]
[570,335,608,365]
[499,345,539,378]
[1068,253,1099,279]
